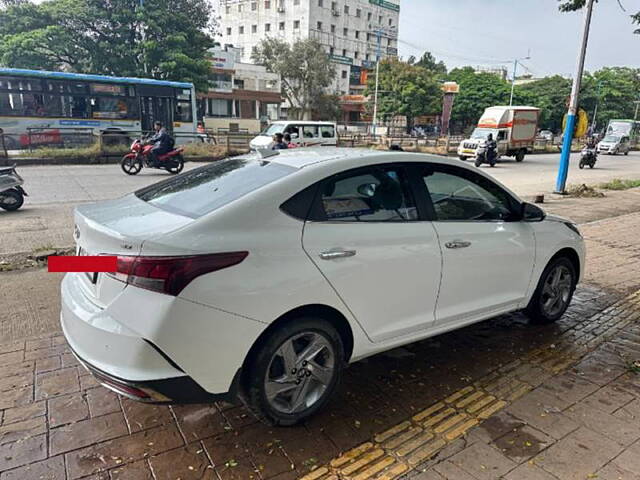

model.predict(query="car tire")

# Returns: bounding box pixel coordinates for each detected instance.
[243,318,344,426]
[474,157,482,167]
[515,149,525,162]
[624,150,629,156]
[458,155,466,161]
[525,256,576,324]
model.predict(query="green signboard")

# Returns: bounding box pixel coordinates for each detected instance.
[329,54,353,65]
[369,0,400,12]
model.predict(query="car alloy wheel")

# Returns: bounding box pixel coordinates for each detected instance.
[540,264,573,318]
[264,331,336,414]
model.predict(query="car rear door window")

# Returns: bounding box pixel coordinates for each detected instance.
[421,166,516,222]
[136,158,295,218]
[317,167,417,222]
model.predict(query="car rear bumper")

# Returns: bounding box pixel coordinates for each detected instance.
[60,273,241,404]
[70,346,237,404]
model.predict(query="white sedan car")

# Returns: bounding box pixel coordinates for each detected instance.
[61,148,584,426]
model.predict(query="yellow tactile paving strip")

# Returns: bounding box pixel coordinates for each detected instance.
[300,291,640,480]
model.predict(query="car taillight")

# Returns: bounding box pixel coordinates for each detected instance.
[110,252,248,296]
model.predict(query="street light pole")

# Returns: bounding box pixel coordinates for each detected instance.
[371,29,382,138]
[591,81,602,133]
[509,54,530,106]
[555,0,595,194]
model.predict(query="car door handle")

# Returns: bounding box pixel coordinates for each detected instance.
[319,249,357,260]
[445,240,471,249]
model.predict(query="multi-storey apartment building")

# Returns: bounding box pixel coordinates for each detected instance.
[217,0,400,121]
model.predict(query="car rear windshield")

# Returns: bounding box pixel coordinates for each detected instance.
[135,158,296,218]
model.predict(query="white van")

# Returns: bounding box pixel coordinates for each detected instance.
[250,121,338,150]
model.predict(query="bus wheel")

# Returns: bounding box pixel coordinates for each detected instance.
[121,156,142,175]
[515,149,526,162]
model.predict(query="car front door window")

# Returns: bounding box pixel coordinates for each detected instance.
[423,169,515,222]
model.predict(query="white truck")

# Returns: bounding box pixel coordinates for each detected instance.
[457,106,540,162]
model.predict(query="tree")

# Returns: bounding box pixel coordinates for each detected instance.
[515,76,573,132]
[252,38,336,120]
[446,67,511,133]
[364,58,442,132]
[559,0,640,33]
[311,93,342,121]
[408,52,447,77]
[0,0,215,90]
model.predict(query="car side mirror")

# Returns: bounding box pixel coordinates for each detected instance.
[521,202,546,222]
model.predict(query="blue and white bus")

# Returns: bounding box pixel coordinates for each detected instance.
[0,67,197,149]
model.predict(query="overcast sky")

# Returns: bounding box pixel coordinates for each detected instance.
[397,0,640,78]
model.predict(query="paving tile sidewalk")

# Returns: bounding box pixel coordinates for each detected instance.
[1,193,640,478]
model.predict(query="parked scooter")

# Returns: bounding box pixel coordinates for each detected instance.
[120,138,185,175]
[474,142,497,167]
[0,164,27,211]
[579,146,597,169]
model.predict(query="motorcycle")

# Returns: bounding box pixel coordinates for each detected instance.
[579,147,597,169]
[474,142,497,167]
[0,164,27,211]
[120,139,185,176]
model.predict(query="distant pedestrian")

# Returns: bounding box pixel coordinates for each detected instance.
[283,133,297,148]
[272,133,288,150]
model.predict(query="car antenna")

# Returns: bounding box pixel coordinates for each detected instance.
[255,149,280,161]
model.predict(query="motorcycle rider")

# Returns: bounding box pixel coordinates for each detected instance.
[485,133,497,164]
[148,121,173,167]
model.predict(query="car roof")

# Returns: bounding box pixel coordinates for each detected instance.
[265,147,471,170]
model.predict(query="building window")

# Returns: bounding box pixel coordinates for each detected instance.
[225,5,230,14]
[329,47,334,55]
[367,33,371,41]
[344,5,349,14]
[354,51,359,59]
[318,0,323,6]
[366,53,370,60]
[342,48,347,56]
[265,0,271,8]
[343,27,348,36]
[294,0,300,4]
[355,30,359,39]
[389,18,393,26]
[279,21,285,30]
[331,24,336,33]
[331,1,337,10]
[251,1,257,10]
[378,15,382,23]
[367,11,372,20]
[356,8,361,17]
[252,24,257,33]
[234,79,245,89]
[317,21,322,30]
[265,23,271,31]
[226,27,232,35]
[239,26,244,34]
[293,20,300,29]
[238,4,243,12]
[341,70,348,79]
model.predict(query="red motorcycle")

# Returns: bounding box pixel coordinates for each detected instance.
[120,139,185,175]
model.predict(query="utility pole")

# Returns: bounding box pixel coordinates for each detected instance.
[591,81,602,133]
[555,0,595,193]
[509,53,530,106]
[372,29,382,139]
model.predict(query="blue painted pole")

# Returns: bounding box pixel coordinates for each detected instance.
[554,0,595,193]
[556,114,577,192]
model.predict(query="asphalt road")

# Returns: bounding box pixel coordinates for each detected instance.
[1,150,639,255]
[12,150,640,207]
